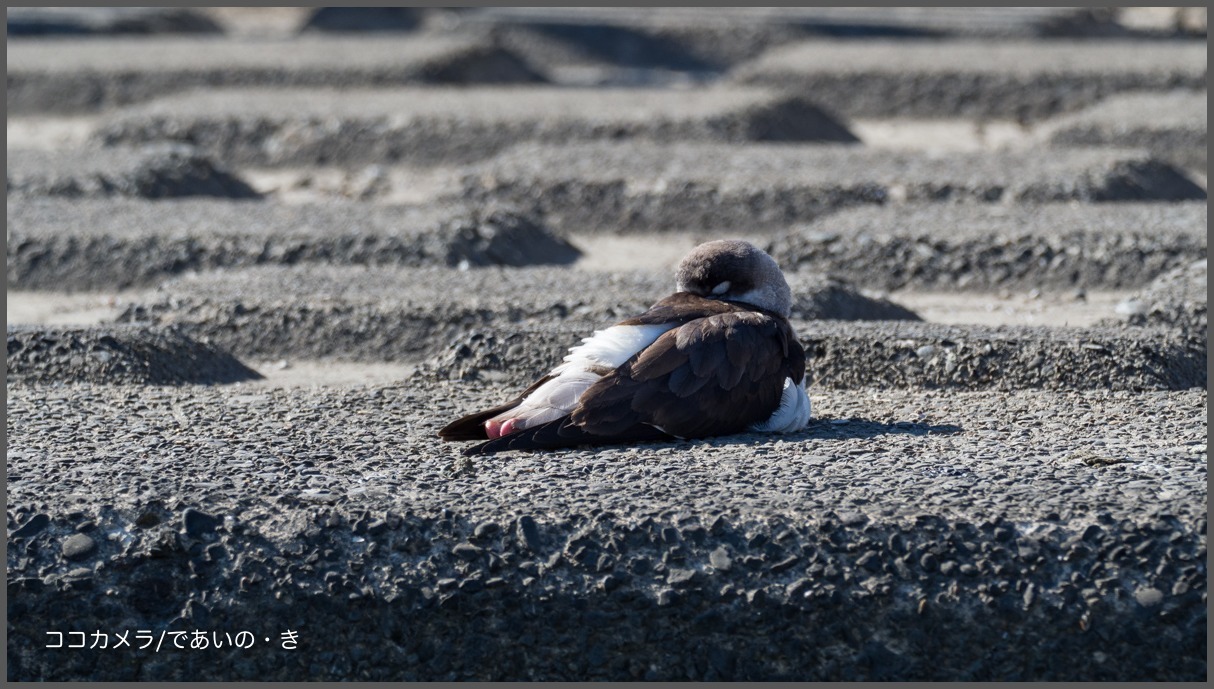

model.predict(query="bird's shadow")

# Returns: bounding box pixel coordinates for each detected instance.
[524,417,966,457]
[798,417,964,441]
[692,417,964,449]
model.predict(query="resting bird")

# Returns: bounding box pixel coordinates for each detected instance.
[439,239,810,455]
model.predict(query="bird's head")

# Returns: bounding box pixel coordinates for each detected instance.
[674,239,792,318]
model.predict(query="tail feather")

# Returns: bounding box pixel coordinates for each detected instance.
[462,417,671,456]
[438,406,508,441]
[438,375,557,441]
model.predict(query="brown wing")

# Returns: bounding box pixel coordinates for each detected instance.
[570,311,804,439]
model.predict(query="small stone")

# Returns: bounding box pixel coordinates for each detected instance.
[516,516,542,552]
[448,455,476,477]
[786,578,812,598]
[61,533,96,561]
[709,547,732,572]
[919,552,940,571]
[452,543,482,561]
[856,551,882,572]
[657,589,680,606]
[1134,587,1165,607]
[667,568,698,587]
[770,555,800,573]
[473,521,500,540]
[838,511,867,527]
[745,588,767,606]
[595,553,614,573]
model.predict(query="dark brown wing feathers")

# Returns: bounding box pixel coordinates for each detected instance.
[572,310,801,440]
[619,292,742,326]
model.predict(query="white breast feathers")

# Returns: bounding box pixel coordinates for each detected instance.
[749,377,811,433]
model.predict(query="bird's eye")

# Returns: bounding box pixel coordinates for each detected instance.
[711,281,731,295]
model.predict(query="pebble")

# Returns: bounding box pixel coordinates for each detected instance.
[516,516,542,552]
[1134,587,1165,607]
[709,547,732,572]
[452,543,483,560]
[666,568,698,586]
[61,533,96,561]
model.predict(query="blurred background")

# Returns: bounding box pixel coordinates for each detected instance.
[5,3,1207,378]
[7,6,1206,335]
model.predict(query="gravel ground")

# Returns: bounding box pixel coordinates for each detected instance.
[796,320,1205,392]
[6,36,544,114]
[299,7,427,33]
[6,199,577,290]
[766,203,1208,291]
[1045,90,1208,173]
[414,318,1206,392]
[5,379,1206,680]
[6,324,262,386]
[113,265,918,363]
[6,6,223,36]
[447,8,1126,80]
[1106,259,1208,338]
[93,87,858,166]
[730,39,1207,120]
[457,143,1206,233]
[99,261,1205,392]
[7,146,259,200]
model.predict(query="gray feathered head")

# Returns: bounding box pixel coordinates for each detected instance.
[675,239,793,318]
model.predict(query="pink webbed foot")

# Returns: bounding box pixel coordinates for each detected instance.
[484,418,522,439]
[484,419,503,439]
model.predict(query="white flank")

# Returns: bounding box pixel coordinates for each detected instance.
[749,378,812,433]
[491,324,674,429]
[553,324,674,374]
